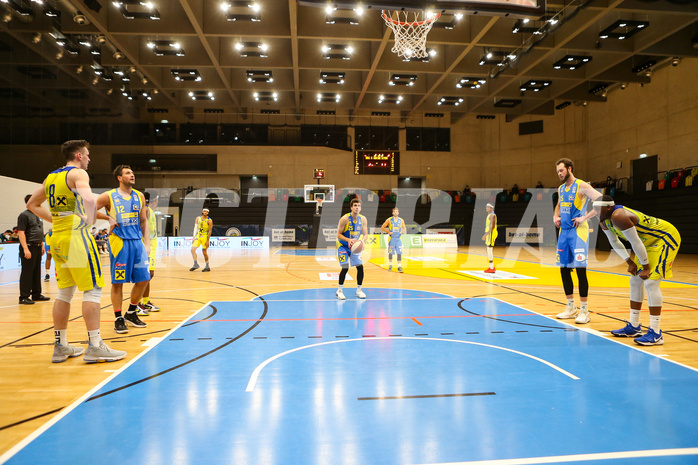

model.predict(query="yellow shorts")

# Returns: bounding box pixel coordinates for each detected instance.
[149,239,157,271]
[635,238,680,280]
[192,236,209,249]
[50,229,105,291]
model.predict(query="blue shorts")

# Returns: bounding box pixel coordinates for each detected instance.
[556,226,589,268]
[109,236,150,283]
[337,245,363,268]
[388,239,403,255]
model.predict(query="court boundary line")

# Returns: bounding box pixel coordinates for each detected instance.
[0,300,214,465]
[245,335,579,392]
[420,447,698,464]
[491,297,698,374]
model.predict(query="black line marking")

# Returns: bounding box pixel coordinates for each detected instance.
[457,300,570,330]
[308,336,322,339]
[0,407,63,431]
[281,336,295,339]
[198,338,212,340]
[253,337,267,339]
[358,392,496,401]
[491,331,504,334]
[363,335,376,338]
[389,334,402,337]
[540,330,553,332]
[87,293,268,402]
[441,332,454,335]
[515,331,528,333]
[169,338,183,341]
[336,335,349,338]
[415,333,428,336]
[466,332,479,334]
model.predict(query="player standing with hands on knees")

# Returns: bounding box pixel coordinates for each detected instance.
[381,207,406,272]
[553,158,602,324]
[595,195,681,345]
[336,198,368,300]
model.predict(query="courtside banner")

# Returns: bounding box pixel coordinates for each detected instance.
[168,236,269,250]
[422,234,458,248]
[0,243,20,271]
[272,229,295,242]
[506,227,544,243]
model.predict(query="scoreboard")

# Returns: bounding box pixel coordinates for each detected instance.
[354,150,399,175]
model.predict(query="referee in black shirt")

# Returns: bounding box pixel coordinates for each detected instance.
[18,194,50,305]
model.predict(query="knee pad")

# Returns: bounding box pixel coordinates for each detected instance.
[56,285,77,304]
[629,275,644,303]
[83,286,103,304]
[644,278,663,307]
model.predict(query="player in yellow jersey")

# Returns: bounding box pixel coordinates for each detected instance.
[482,203,498,273]
[190,208,213,272]
[595,195,681,346]
[137,192,161,315]
[27,140,126,363]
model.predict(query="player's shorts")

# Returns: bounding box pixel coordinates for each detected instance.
[44,232,52,253]
[109,235,150,284]
[192,236,209,249]
[388,239,403,255]
[556,225,589,268]
[149,239,157,271]
[50,228,105,291]
[337,245,363,267]
[485,231,497,247]
[637,235,681,280]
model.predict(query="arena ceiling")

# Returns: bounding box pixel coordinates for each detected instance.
[0,0,697,124]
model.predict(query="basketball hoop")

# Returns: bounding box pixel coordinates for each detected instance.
[382,10,441,59]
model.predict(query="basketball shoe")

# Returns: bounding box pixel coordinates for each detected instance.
[84,341,127,363]
[52,343,85,363]
[556,302,577,319]
[611,322,642,337]
[634,328,663,346]
[336,289,346,300]
[356,289,366,299]
[124,311,147,328]
[484,267,495,273]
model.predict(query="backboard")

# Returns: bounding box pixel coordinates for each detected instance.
[304,184,335,203]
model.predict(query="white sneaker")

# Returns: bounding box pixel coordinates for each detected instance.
[356,289,366,299]
[336,289,346,300]
[575,308,590,324]
[556,304,577,319]
[83,341,126,363]
[398,265,403,273]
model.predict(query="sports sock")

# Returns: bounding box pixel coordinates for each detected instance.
[580,301,588,311]
[88,329,101,346]
[126,303,138,314]
[141,296,150,305]
[54,329,67,346]
[567,298,575,309]
[114,310,122,318]
[649,315,661,333]
[629,309,641,327]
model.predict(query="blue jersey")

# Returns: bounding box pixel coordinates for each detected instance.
[336,213,364,248]
[388,217,404,240]
[107,189,144,240]
[557,179,588,229]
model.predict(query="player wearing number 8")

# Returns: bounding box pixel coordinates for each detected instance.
[27,140,125,363]
[336,198,368,300]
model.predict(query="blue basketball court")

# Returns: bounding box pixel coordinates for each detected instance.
[3,289,698,465]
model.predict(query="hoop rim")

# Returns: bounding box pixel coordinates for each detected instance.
[381,9,441,27]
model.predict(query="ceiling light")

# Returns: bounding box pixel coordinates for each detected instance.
[224,1,261,21]
[437,96,464,106]
[172,69,202,81]
[317,92,340,103]
[113,0,161,20]
[378,94,403,104]
[553,55,591,70]
[322,44,353,60]
[598,19,649,40]
[520,80,551,92]
[189,90,214,100]
[319,71,344,84]
[253,91,277,101]
[147,40,185,56]
[236,42,268,58]
[494,99,522,108]
[456,77,486,89]
[389,74,416,86]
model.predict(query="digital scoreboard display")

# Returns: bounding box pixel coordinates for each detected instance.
[354,150,399,175]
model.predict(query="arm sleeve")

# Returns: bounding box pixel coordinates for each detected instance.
[602,228,630,261]
[620,226,650,265]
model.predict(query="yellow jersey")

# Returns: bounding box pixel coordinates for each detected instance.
[44,166,88,233]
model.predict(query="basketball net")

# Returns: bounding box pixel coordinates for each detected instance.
[315,198,323,215]
[382,10,440,59]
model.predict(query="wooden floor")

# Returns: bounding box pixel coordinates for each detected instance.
[1,245,697,457]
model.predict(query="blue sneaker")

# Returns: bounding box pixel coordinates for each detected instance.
[634,328,664,346]
[610,322,642,337]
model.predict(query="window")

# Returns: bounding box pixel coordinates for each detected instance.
[354,126,399,150]
[406,127,450,151]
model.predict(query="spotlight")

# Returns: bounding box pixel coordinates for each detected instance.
[73,13,87,24]
[129,66,137,73]
[96,35,107,45]
[620,82,627,90]
[113,51,125,60]
[32,33,42,44]
[671,57,681,67]
[142,77,148,85]
[55,50,64,59]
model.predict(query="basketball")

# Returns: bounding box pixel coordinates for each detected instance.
[350,240,364,254]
